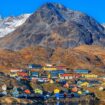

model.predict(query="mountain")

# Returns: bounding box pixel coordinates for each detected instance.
[102,24,105,28]
[0,14,30,37]
[0,2,105,50]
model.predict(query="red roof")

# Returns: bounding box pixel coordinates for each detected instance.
[18,72,28,76]
[60,73,82,77]
[60,74,73,77]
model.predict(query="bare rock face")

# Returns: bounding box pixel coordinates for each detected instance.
[0,2,105,50]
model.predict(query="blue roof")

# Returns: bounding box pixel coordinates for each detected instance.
[31,72,39,75]
[51,73,58,77]
[74,69,90,73]
[50,70,65,74]
[29,64,42,69]
[31,72,39,76]
[75,69,90,71]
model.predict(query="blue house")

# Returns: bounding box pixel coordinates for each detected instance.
[28,64,42,69]
[50,73,58,79]
[31,72,39,77]
[50,70,65,75]
[74,69,91,74]
[50,70,65,78]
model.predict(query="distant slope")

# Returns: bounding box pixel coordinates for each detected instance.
[0,14,30,37]
[0,45,105,74]
[0,3,104,50]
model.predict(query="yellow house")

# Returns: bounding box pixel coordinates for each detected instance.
[10,72,18,77]
[48,74,51,78]
[54,89,60,94]
[80,82,89,87]
[82,74,98,78]
[43,66,57,71]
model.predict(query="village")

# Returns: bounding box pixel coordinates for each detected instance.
[0,63,105,104]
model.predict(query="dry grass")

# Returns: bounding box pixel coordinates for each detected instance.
[0,45,105,73]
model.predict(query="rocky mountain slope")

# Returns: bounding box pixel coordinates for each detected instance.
[0,3,104,50]
[0,14,30,37]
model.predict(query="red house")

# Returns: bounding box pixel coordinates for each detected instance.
[60,73,81,80]
[18,72,28,77]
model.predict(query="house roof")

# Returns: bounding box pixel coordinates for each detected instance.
[74,69,90,72]
[60,73,82,77]
[10,69,22,72]
[60,74,73,77]
[29,64,42,68]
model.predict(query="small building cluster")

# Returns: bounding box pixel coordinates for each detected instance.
[0,63,105,101]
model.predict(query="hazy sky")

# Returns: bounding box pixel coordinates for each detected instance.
[0,0,105,23]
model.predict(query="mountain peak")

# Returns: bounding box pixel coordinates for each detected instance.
[28,2,69,24]
[43,2,67,10]
[0,3,104,50]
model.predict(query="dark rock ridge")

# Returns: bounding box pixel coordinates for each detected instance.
[0,2,105,50]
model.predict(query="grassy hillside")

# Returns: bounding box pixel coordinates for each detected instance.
[0,45,105,74]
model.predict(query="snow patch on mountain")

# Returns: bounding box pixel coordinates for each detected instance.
[102,24,105,28]
[0,14,31,37]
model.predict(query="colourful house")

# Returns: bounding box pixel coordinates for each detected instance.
[50,70,65,75]
[80,82,89,87]
[40,74,49,78]
[43,66,57,71]
[49,73,58,79]
[60,74,74,80]
[18,72,28,77]
[10,72,18,78]
[28,64,42,69]
[30,72,39,77]
[82,74,98,78]
[34,88,43,94]
[10,69,22,73]
[10,68,22,77]
[60,73,81,80]
[74,69,91,74]
[49,70,65,79]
